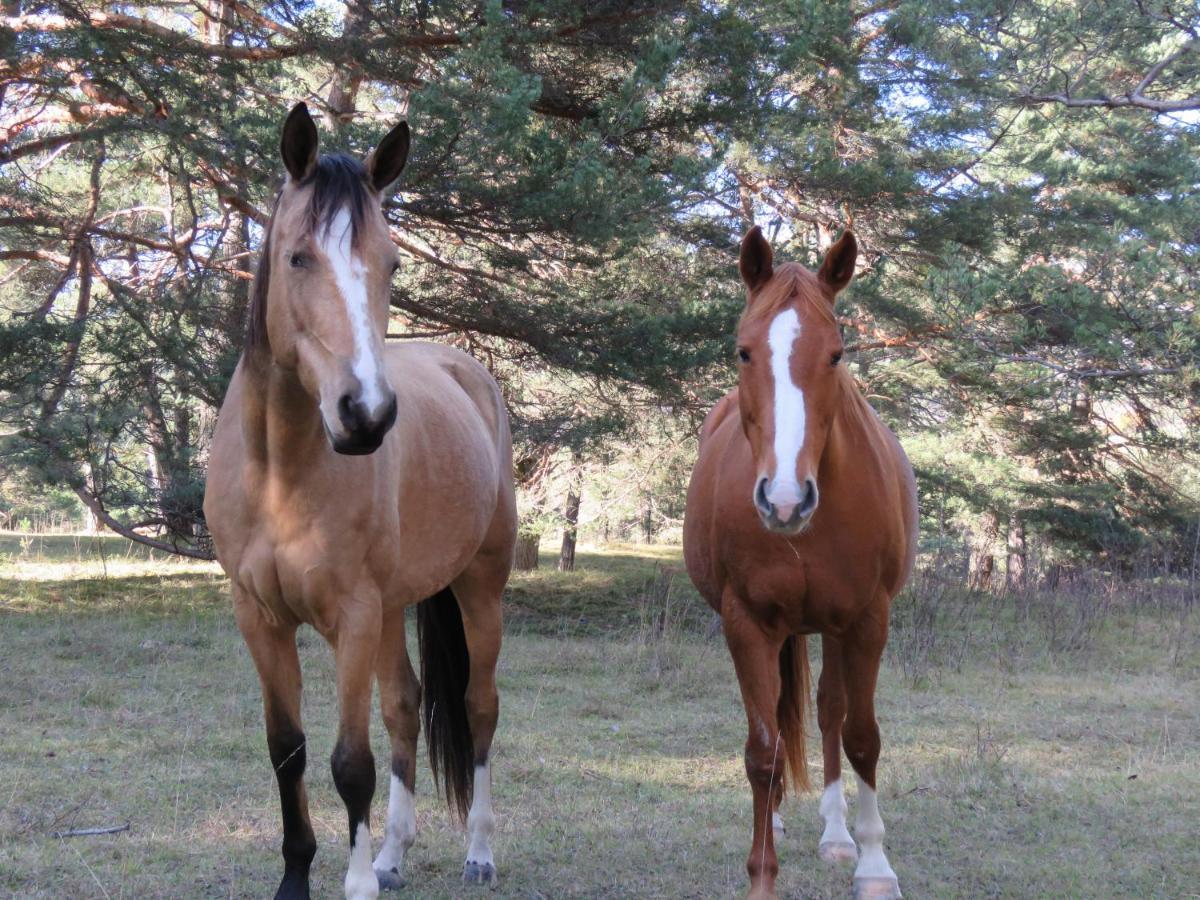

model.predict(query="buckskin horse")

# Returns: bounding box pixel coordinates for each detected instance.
[204,103,516,900]
[683,227,918,900]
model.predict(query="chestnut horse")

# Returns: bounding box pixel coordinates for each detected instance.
[204,104,516,900]
[684,227,917,900]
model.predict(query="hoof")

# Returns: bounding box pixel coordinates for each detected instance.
[462,860,497,887]
[853,876,902,900]
[374,867,405,891]
[819,840,858,863]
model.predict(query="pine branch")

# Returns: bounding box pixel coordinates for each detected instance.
[0,11,311,61]
[1016,38,1200,113]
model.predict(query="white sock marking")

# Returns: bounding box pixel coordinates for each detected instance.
[819,778,854,847]
[766,308,806,507]
[344,821,379,900]
[853,774,897,883]
[465,763,495,870]
[372,774,416,876]
[322,207,388,416]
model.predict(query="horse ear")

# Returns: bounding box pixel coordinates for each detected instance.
[818,230,857,295]
[366,121,410,194]
[280,102,318,182]
[739,225,773,292]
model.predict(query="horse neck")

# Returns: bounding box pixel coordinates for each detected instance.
[240,351,328,477]
[823,375,878,476]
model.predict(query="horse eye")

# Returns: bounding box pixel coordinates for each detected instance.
[290,252,307,269]
[831,351,843,366]
[737,348,751,364]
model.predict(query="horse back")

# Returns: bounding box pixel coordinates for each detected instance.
[383,341,511,467]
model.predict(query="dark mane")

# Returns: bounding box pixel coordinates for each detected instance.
[246,153,371,351]
[303,153,370,248]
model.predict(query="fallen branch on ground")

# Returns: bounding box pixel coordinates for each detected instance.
[51,822,131,838]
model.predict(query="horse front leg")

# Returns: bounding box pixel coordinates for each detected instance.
[234,594,316,900]
[723,597,786,900]
[842,618,901,900]
[331,600,382,900]
[817,634,857,864]
[372,607,420,890]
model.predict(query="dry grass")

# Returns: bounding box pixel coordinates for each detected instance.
[1,533,1198,898]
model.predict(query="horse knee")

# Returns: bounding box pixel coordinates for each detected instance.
[744,742,783,790]
[382,680,420,739]
[331,740,376,821]
[269,727,307,782]
[842,718,880,777]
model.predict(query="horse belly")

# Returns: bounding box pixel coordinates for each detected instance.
[383,415,501,607]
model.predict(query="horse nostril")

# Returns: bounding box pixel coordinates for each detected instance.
[755,477,771,513]
[797,478,818,516]
[379,392,398,431]
[337,393,367,432]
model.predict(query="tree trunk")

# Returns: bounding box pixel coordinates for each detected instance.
[514,533,540,571]
[969,510,999,590]
[327,2,368,127]
[1006,513,1027,592]
[558,453,582,572]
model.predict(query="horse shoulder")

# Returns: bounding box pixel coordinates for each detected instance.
[685,392,746,611]
[203,362,253,566]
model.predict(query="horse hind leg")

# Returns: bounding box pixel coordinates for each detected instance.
[842,622,901,900]
[372,608,420,890]
[816,635,857,865]
[449,541,509,887]
[234,597,316,900]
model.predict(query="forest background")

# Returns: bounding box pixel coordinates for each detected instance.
[1,0,1197,585]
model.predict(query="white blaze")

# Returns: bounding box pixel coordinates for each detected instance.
[344,821,379,900]
[323,207,387,416]
[853,774,898,884]
[766,308,806,507]
[373,774,417,878]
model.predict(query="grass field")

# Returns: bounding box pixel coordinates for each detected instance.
[1,532,1198,899]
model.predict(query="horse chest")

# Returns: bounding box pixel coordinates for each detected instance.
[732,534,877,635]
[234,512,396,632]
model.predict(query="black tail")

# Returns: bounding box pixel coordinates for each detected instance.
[417,587,474,822]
